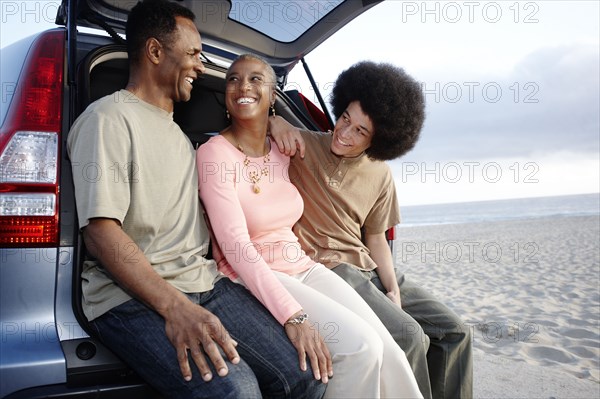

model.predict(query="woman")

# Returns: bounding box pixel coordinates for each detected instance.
[197,54,422,398]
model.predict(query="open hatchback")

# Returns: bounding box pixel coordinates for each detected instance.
[0,0,383,398]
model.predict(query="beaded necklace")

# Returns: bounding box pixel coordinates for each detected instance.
[234,138,270,194]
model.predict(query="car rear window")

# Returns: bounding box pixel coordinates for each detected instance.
[229,0,343,42]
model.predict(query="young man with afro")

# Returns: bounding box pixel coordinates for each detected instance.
[270,61,473,399]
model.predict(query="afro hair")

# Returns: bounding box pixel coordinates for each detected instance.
[330,61,425,161]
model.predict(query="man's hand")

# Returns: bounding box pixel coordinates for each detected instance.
[268,115,305,158]
[83,218,239,382]
[284,313,333,384]
[164,300,240,382]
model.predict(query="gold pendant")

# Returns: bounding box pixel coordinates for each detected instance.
[253,185,261,194]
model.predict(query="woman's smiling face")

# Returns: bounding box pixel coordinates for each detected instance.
[225,57,276,122]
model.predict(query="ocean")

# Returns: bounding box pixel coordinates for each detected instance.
[399,193,600,227]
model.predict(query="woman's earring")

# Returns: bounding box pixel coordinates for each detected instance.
[270,103,276,117]
[226,109,230,120]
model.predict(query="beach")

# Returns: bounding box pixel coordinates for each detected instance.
[395,214,600,398]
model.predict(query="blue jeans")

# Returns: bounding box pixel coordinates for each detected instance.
[91,278,324,399]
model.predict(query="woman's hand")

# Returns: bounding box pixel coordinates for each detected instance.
[284,313,333,384]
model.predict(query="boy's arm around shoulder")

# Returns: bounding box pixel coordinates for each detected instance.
[268,115,308,158]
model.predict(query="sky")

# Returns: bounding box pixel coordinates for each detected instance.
[1,0,599,206]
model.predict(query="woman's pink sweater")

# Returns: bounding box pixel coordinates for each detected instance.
[197,135,314,324]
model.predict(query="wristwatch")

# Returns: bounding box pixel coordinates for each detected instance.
[285,312,309,325]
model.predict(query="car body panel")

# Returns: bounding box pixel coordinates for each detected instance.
[0,249,66,396]
[0,36,37,127]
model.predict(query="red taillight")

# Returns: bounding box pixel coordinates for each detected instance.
[0,29,65,247]
[0,216,59,245]
[386,226,396,241]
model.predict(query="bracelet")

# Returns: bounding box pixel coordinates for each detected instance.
[285,312,308,325]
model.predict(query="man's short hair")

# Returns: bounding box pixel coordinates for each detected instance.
[126,0,196,67]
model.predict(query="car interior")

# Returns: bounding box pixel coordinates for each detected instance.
[64,41,331,395]
[78,44,329,148]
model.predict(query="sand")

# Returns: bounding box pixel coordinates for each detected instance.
[395,215,600,398]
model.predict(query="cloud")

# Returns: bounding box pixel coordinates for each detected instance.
[404,43,600,163]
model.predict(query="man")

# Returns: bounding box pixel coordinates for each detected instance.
[271,61,473,399]
[67,0,325,397]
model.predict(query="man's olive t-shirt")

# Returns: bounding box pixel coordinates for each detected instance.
[67,90,220,321]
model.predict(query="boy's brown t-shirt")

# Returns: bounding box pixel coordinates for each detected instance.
[290,130,400,271]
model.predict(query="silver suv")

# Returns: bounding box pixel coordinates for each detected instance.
[0,0,387,397]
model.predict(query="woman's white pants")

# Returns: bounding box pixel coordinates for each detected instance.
[273,264,423,399]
